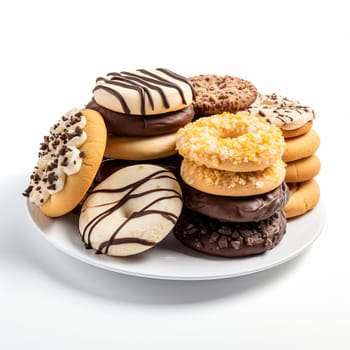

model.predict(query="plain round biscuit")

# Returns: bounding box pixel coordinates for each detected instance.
[40,109,107,217]
[104,132,178,160]
[283,179,320,219]
[282,129,320,162]
[180,159,286,197]
[285,155,321,183]
[190,75,258,115]
[79,164,183,256]
[282,121,313,138]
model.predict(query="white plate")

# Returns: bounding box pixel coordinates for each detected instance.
[26,200,325,280]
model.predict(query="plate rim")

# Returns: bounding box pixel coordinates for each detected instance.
[25,199,326,281]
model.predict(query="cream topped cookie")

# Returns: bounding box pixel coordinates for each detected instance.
[93,68,195,115]
[24,109,87,206]
[245,93,315,130]
[23,109,107,217]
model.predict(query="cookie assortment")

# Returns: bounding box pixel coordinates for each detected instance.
[242,93,321,218]
[23,68,321,258]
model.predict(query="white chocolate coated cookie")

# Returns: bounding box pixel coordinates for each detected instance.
[79,165,183,256]
[245,93,315,130]
[93,68,194,115]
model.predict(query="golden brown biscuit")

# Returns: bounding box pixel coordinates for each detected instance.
[283,179,320,219]
[104,132,177,160]
[282,121,313,138]
[285,154,321,183]
[23,108,107,217]
[282,129,320,162]
[180,159,286,197]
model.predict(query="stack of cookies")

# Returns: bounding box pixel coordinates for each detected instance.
[246,93,321,218]
[175,112,289,257]
[86,68,195,178]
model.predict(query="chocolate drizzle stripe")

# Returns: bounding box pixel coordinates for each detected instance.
[109,73,169,110]
[136,69,187,104]
[156,68,196,99]
[81,169,182,255]
[94,69,192,115]
[83,171,171,245]
[91,173,178,194]
[110,74,155,110]
[96,76,147,115]
[96,237,155,253]
[92,85,130,114]
[97,194,180,254]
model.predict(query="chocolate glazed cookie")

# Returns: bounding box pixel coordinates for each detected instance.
[86,99,195,137]
[174,208,287,257]
[183,182,289,222]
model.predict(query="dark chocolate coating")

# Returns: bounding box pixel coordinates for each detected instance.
[95,154,183,184]
[174,208,287,257]
[86,99,194,137]
[183,182,289,223]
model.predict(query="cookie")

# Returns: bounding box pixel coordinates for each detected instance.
[79,165,183,256]
[104,132,177,160]
[23,108,107,217]
[246,93,315,131]
[283,129,320,162]
[282,121,313,138]
[183,182,289,223]
[284,179,320,218]
[174,208,287,257]
[93,68,195,115]
[285,155,321,183]
[189,74,258,115]
[86,99,195,137]
[180,159,286,197]
[176,112,285,172]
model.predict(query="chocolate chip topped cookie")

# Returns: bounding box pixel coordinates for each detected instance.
[189,74,258,115]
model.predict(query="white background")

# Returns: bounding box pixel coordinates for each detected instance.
[1,0,349,348]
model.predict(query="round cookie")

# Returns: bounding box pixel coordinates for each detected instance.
[176,112,285,172]
[189,74,258,115]
[282,121,313,138]
[246,92,315,131]
[86,99,195,137]
[283,129,320,162]
[285,155,321,183]
[93,68,195,115]
[180,159,286,197]
[183,182,289,222]
[105,132,177,160]
[284,179,320,219]
[174,208,287,257]
[23,109,107,217]
[79,164,183,256]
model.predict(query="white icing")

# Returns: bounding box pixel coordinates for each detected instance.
[26,109,87,206]
[93,68,194,115]
[244,93,315,130]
